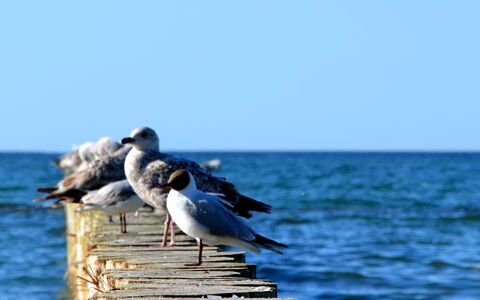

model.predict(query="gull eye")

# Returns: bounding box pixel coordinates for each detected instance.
[140,132,148,138]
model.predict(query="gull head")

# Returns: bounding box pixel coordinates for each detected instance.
[95,137,122,158]
[121,127,159,151]
[78,142,96,163]
[160,169,196,192]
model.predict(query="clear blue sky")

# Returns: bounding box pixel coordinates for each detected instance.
[1,1,479,152]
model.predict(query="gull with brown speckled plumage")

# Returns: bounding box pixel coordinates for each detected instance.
[121,126,271,247]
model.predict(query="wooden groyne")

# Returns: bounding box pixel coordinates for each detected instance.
[64,203,281,299]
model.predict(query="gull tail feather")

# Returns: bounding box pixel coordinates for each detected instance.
[228,193,272,219]
[238,194,271,214]
[220,183,271,218]
[35,189,87,203]
[37,187,58,193]
[222,237,261,254]
[251,234,287,254]
[34,193,61,202]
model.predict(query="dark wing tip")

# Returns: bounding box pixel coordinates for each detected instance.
[253,233,287,254]
[34,189,87,203]
[235,194,272,215]
[37,187,57,193]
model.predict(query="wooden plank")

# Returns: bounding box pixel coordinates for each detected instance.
[96,284,277,298]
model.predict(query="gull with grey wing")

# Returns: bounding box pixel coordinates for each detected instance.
[122,127,271,246]
[161,169,287,265]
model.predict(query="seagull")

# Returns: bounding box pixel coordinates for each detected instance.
[161,169,286,266]
[54,138,121,175]
[36,146,131,204]
[38,134,219,208]
[76,180,144,233]
[121,127,271,247]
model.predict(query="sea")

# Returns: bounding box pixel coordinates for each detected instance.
[1,152,480,300]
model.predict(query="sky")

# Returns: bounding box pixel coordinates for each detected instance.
[0,1,479,152]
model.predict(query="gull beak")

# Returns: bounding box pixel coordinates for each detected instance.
[121,137,135,144]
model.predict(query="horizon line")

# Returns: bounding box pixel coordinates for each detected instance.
[3,149,480,154]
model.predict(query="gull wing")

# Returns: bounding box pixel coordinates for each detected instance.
[82,180,135,206]
[188,192,256,241]
[141,151,271,218]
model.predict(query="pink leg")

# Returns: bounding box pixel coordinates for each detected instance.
[169,221,176,246]
[161,213,171,247]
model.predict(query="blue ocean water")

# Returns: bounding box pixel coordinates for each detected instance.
[1,152,480,299]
